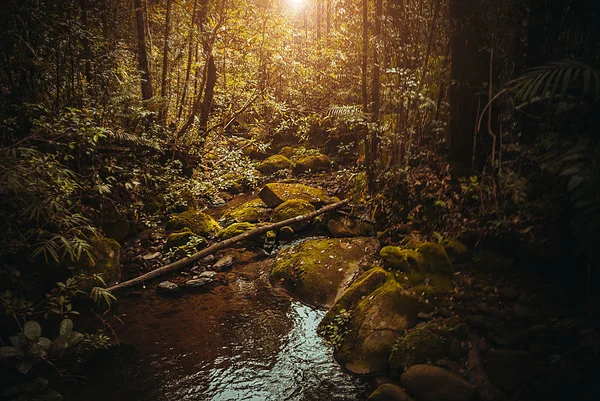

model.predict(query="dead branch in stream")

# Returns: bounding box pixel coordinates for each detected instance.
[107,199,349,293]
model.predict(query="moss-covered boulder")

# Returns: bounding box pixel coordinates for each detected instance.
[389,320,464,374]
[332,278,424,374]
[367,383,412,401]
[400,364,475,401]
[380,242,454,293]
[164,228,208,255]
[73,237,121,285]
[270,199,316,223]
[242,144,270,160]
[166,210,221,237]
[327,217,374,238]
[441,238,469,263]
[101,219,130,244]
[220,198,271,224]
[215,222,257,240]
[278,146,295,159]
[271,237,378,308]
[258,182,331,208]
[257,154,293,174]
[293,154,330,174]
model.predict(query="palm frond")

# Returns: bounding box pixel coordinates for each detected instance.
[509,60,600,107]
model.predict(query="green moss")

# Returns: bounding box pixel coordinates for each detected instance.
[278,225,295,239]
[380,246,426,271]
[258,182,331,208]
[389,321,450,373]
[293,154,330,174]
[417,242,454,275]
[164,227,207,250]
[257,154,293,174]
[270,199,316,223]
[166,210,221,237]
[220,198,270,223]
[215,222,256,240]
[441,238,469,263]
[335,278,423,374]
[271,237,378,307]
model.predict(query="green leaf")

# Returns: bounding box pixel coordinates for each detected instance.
[568,175,584,192]
[23,321,42,340]
[59,319,73,336]
[16,361,33,374]
[37,337,52,349]
[0,346,24,359]
[9,333,28,349]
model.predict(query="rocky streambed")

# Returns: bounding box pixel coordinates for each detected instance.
[68,178,599,401]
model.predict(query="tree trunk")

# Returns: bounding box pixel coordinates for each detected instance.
[317,0,322,40]
[178,0,198,122]
[448,0,487,173]
[134,0,153,101]
[79,0,91,85]
[368,0,382,193]
[198,53,217,146]
[160,0,173,122]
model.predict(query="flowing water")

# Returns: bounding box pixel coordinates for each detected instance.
[66,256,369,400]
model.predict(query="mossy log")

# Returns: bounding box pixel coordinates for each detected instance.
[107,199,348,293]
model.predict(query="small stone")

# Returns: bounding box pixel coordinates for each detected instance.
[367,383,412,401]
[201,255,215,263]
[156,281,183,298]
[213,255,234,270]
[142,252,161,260]
[199,271,217,279]
[184,277,214,291]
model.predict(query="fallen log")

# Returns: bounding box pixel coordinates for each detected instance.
[107,198,348,293]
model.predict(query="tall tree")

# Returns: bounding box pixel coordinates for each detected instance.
[135,0,154,101]
[160,0,173,122]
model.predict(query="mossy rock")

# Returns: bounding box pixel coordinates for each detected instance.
[215,222,257,240]
[367,383,412,401]
[380,242,454,293]
[164,228,207,251]
[333,278,424,374]
[278,146,295,159]
[72,237,121,285]
[293,154,330,174]
[327,217,375,238]
[220,198,271,224]
[400,364,475,401]
[258,182,331,208]
[242,144,270,160]
[271,237,379,308]
[257,154,293,174]
[166,210,221,237]
[441,238,469,263]
[270,199,316,223]
[389,320,458,374]
[417,242,454,276]
[278,225,295,240]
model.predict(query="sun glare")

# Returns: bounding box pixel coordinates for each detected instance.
[288,0,306,10]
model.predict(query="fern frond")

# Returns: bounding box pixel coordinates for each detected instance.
[327,105,368,121]
[509,59,600,106]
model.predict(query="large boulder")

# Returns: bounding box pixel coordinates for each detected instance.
[73,237,121,285]
[441,238,470,263]
[293,154,330,174]
[270,199,316,223]
[380,242,454,293]
[278,146,295,159]
[331,277,424,374]
[270,237,378,308]
[166,210,221,237]
[328,217,374,237]
[400,364,475,401]
[258,182,331,208]
[220,198,271,224]
[367,383,412,401]
[163,228,208,258]
[257,155,293,174]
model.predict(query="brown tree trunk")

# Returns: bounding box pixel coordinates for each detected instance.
[178,0,199,122]
[79,0,91,85]
[198,53,217,146]
[160,0,173,122]
[369,0,382,193]
[135,0,153,101]
[317,0,322,40]
[448,0,487,173]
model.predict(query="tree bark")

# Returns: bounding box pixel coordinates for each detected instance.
[107,199,349,293]
[198,53,217,145]
[178,0,199,122]
[134,0,153,101]
[160,0,173,122]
